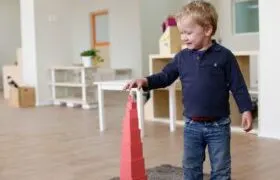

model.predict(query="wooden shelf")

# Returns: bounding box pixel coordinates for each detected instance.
[153,89,184,121]
[146,54,184,121]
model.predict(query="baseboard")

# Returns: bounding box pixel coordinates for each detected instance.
[145,118,258,135]
[36,100,53,106]
[231,126,258,135]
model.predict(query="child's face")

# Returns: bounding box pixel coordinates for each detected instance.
[177,16,212,50]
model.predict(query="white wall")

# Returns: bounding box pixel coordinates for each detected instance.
[140,0,220,76]
[181,0,257,50]
[179,1,258,51]
[19,0,260,105]
[20,0,37,87]
[217,0,259,51]
[72,0,219,78]
[258,0,280,139]
[140,0,182,76]
[0,0,21,88]
[181,0,194,5]
[72,0,196,77]
[216,0,259,88]
[71,0,143,77]
[20,0,74,105]
[109,0,142,77]
[34,0,74,104]
[23,0,143,104]
[21,0,179,104]
[71,0,110,64]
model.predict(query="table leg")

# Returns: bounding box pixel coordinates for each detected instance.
[136,90,144,138]
[98,85,105,131]
[169,84,176,132]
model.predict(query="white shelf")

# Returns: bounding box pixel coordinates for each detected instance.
[50,66,97,70]
[50,66,98,109]
[249,87,258,96]
[149,53,176,59]
[232,51,259,56]
[49,82,96,87]
[54,97,84,104]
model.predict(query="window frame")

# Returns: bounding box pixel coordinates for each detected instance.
[232,0,259,36]
[91,9,110,47]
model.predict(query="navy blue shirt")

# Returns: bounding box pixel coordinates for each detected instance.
[146,41,253,117]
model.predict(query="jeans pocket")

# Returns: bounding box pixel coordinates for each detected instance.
[210,118,231,137]
[216,117,231,126]
[183,116,193,126]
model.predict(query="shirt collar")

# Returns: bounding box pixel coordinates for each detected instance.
[210,39,222,52]
[187,39,221,54]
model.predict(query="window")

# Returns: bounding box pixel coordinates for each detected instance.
[95,13,109,43]
[233,0,259,34]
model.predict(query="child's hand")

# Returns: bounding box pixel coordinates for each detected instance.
[241,111,253,132]
[123,78,148,91]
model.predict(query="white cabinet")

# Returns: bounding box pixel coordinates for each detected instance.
[50,66,98,109]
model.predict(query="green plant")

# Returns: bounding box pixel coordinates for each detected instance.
[80,49,104,63]
[94,54,104,63]
[80,49,98,57]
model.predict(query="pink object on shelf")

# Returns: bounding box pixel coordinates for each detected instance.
[166,17,177,26]
[162,16,177,32]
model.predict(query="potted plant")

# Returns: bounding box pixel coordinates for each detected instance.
[80,49,104,67]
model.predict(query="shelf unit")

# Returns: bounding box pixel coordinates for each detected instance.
[144,52,259,133]
[145,54,183,121]
[50,66,98,109]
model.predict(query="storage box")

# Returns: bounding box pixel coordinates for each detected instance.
[159,26,181,55]
[9,86,35,108]
[2,65,21,99]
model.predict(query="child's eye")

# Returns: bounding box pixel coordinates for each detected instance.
[180,31,192,35]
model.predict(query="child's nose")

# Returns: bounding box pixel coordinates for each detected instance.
[181,35,187,40]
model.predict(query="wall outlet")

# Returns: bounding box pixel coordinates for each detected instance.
[48,15,57,22]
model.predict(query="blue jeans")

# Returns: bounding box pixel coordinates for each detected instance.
[183,117,231,180]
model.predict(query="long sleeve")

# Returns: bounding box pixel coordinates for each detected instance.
[225,52,253,113]
[145,55,179,90]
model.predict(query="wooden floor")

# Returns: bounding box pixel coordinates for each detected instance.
[0,91,280,180]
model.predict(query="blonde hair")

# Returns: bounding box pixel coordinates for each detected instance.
[175,1,218,35]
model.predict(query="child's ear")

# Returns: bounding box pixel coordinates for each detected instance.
[204,25,213,37]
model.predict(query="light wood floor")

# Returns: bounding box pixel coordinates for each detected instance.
[0,91,280,180]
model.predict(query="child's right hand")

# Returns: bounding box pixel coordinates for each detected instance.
[123,78,148,91]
